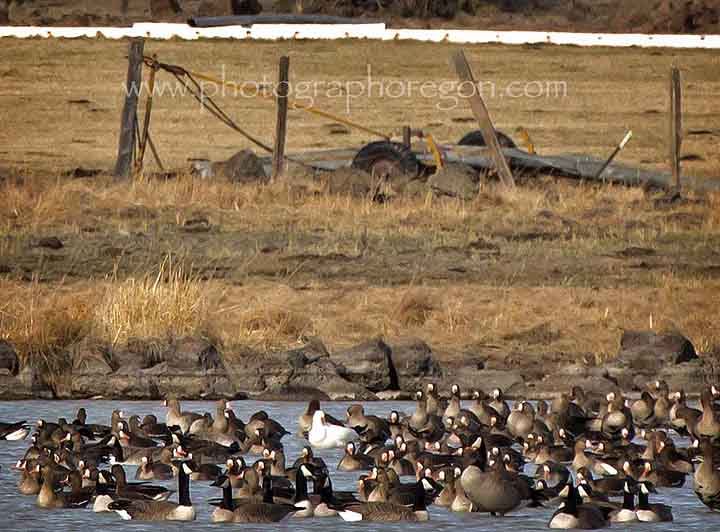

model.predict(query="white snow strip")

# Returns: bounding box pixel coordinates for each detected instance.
[0,23,718,49]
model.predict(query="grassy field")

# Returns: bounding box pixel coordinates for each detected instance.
[0,37,719,375]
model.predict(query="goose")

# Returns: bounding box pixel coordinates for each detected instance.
[609,481,638,522]
[108,460,197,521]
[631,391,657,428]
[636,481,673,522]
[468,390,501,426]
[442,384,463,422]
[111,464,174,501]
[230,475,301,523]
[92,470,119,512]
[308,410,356,449]
[164,398,202,434]
[489,388,511,421]
[298,400,344,436]
[648,380,671,425]
[435,468,457,507]
[36,464,91,509]
[670,390,701,436]
[334,479,431,522]
[135,451,175,481]
[210,475,236,523]
[697,388,720,440]
[425,383,444,416]
[461,458,524,516]
[0,420,30,440]
[638,461,685,488]
[347,404,390,444]
[548,484,609,529]
[17,460,42,495]
[338,441,374,471]
[572,439,618,477]
[694,438,720,510]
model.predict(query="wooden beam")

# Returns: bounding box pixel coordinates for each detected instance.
[272,56,290,180]
[402,126,412,149]
[451,50,515,188]
[135,54,158,176]
[114,38,145,178]
[670,66,682,193]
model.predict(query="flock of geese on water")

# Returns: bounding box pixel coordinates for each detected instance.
[3,382,720,528]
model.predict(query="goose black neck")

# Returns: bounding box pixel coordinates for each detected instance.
[222,482,233,511]
[412,480,427,512]
[263,475,274,504]
[295,469,308,503]
[565,485,578,515]
[622,486,635,511]
[637,488,650,511]
[178,465,192,506]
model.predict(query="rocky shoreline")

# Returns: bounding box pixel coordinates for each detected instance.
[0,330,712,401]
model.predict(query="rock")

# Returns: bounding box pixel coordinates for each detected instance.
[427,163,479,200]
[0,339,19,376]
[166,337,224,371]
[35,236,63,250]
[326,167,375,197]
[607,330,698,389]
[442,367,524,395]
[231,0,263,15]
[222,150,269,184]
[198,0,233,17]
[388,338,442,390]
[150,0,183,17]
[332,338,395,392]
[376,389,413,400]
[0,364,39,399]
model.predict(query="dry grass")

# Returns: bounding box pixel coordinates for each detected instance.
[92,256,209,347]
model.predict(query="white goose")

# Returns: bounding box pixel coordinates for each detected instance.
[308,410,356,449]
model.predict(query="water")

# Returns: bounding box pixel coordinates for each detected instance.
[0,400,715,531]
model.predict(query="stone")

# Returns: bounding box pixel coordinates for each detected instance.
[35,236,63,250]
[427,163,479,200]
[388,338,442,390]
[0,339,19,376]
[150,0,183,17]
[231,0,263,14]
[332,338,395,392]
[616,330,697,369]
[166,337,224,371]
[326,167,375,198]
[222,150,269,184]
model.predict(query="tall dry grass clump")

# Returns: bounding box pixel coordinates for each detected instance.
[93,257,209,347]
[389,289,437,328]
[221,304,313,352]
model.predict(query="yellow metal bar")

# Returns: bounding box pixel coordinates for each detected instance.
[187,69,391,140]
[425,133,444,170]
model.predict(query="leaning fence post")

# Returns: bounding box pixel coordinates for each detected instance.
[135,53,158,176]
[670,66,682,194]
[114,38,145,178]
[452,50,515,188]
[272,56,290,181]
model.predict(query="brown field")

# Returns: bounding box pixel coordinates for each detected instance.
[0,37,719,376]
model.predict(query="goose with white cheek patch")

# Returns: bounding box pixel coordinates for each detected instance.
[107,461,197,521]
[308,410,357,449]
[548,484,609,529]
[334,478,431,522]
[636,481,673,522]
[609,481,638,523]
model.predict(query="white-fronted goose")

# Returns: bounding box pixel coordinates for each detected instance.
[335,479,431,522]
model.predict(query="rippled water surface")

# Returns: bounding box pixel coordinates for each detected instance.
[0,400,716,531]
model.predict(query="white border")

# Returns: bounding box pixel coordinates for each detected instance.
[0,22,718,49]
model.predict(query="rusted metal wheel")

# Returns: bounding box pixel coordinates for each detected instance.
[458,129,516,148]
[351,141,420,180]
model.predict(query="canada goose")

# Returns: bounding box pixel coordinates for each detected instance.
[210,475,235,523]
[111,464,173,501]
[694,438,720,510]
[461,458,524,516]
[577,467,634,497]
[230,475,301,523]
[609,481,638,522]
[108,460,197,521]
[338,441,374,471]
[135,450,175,481]
[636,481,673,522]
[164,398,202,434]
[0,420,29,440]
[548,484,609,529]
[291,463,314,518]
[335,479,431,522]
[308,410,356,449]
[92,470,118,512]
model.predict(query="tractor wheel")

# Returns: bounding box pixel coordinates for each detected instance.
[351,141,420,181]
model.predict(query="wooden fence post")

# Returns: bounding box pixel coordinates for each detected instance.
[402,126,412,149]
[272,56,290,180]
[451,50,515,188]
[135,54,158,176]
[114,38,145,178]
[670,67,682,193]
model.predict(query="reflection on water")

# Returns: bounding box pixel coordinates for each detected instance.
[0,400,714,531]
